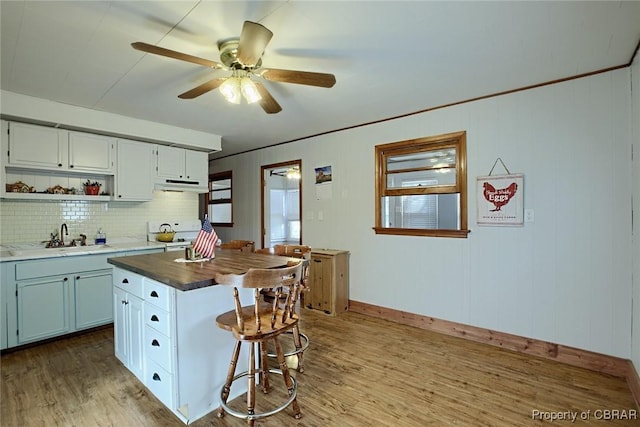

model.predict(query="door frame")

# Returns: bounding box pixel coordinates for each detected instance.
[260,159,302,249]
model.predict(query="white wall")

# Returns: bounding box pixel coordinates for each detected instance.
[631,55,640,369]
[213,68,633,358]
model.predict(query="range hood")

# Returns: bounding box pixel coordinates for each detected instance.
[154,179,208,193]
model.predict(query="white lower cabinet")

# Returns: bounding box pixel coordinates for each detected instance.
[18,276,70,343]
[112,268,250,424]
[75,271,114,329]
[145,356,175,409]
[13,256,112,345]
[1,247,163,350]
[142,276,176,409]
[113,269,145,381]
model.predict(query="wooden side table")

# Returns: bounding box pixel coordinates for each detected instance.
[306,249,349,315]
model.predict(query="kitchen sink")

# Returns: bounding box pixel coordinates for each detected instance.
[9,244,111,257]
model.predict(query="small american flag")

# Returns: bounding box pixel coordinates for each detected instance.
[192,218,219,259]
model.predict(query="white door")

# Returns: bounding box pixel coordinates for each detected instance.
[262,161,302,249]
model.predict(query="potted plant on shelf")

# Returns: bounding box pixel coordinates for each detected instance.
[83,180,101,195]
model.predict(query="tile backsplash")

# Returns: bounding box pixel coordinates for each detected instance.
[0,191,199,244]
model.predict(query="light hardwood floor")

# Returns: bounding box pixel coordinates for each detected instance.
[2,309,638,426]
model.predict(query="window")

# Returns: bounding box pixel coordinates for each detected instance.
[269,188,300,243]
[374,131,469,238]
[207,171,233,226]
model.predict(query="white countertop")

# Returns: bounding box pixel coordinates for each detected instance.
[0,237,165,262]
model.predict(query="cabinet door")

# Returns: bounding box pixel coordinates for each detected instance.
[115,139,154,201]
[113,286,129,364]
[1,260,16,350]
[113,286,144,380]
[184,149,208,182]
[8,122,67,169]
[128,295,145,381]
[309,255,333,313]
[17,276,70,343]
[156,145,185,179]
[75,271,113,330]
[68,131,115,173]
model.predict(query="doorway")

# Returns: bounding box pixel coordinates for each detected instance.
[261,160,302,249]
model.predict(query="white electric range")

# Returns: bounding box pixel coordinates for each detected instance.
[147,220,202,252]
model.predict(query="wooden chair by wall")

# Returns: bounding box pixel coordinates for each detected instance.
[273,244,311,258]
[270,245,311,302]
[220,240,255,253]
[256,245,311,372]
[214,261,305,426]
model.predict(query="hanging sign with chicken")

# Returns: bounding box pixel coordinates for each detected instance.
[476,174,524,226]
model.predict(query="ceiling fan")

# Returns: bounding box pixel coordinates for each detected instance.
[132,21,336,114]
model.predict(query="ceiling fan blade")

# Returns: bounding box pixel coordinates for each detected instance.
[178,78,227,99]
[237,21,273,67]
[259,68,336,88]
[254,82,282,114]
[132,42,223,69]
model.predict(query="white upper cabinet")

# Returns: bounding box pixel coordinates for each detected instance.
[8,123,115,174]
[68,131,115,173]
[156,145,185,180]
[2,121,208,199]
[115,139,154,201]
[7,122,67,169]
[185,149,208,183]
[156,145,208,187]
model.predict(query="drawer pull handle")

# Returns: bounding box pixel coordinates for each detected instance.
[122,278,129,284]
[153,373,161,381]
[150,291,159,298]
[150,315,159,322]
[313,259,321,263]
[152,339,160,347]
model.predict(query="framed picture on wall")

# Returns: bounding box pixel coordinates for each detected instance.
[476,174,524,226]
[315,165,332,184]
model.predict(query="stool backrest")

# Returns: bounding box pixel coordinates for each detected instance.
[215,261,304,335]
[220,239,255,253]
[273,244,311,258]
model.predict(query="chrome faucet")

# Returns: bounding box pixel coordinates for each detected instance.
[60,223,68,246]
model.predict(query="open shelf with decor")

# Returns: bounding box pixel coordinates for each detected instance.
[3,167,114,201]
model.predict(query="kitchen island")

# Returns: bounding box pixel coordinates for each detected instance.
[107,249,300,424]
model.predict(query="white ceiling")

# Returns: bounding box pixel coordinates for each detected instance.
[1,1,639,159]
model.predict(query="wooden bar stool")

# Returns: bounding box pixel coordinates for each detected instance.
[257,245,311,372]
[214,261,304,426]
[220,240,256,253]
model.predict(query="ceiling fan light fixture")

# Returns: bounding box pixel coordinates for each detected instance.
[241,77,261,104]
[286,168,301,180]
[219,77,241,104]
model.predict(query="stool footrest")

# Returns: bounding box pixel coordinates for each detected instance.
[219,368,298,421]
[266,331,310,358]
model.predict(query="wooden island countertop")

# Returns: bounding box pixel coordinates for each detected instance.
[107,249,300,291]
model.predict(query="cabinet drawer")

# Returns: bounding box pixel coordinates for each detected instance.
[113,269,144,298]
[145,358,174,409]
[145,305,172,337]
[16,255,109,281]
[145,325,173,373]
[144,279,174,311]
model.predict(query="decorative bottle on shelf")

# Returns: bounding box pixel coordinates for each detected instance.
[95,228,107,245]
